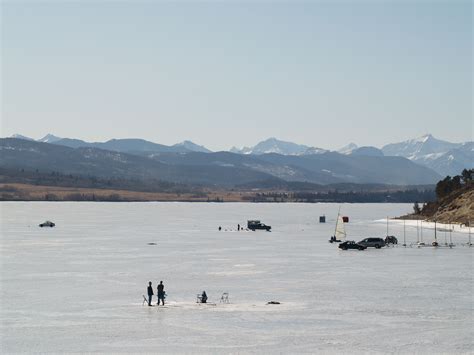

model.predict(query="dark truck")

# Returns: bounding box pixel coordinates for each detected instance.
[247,220,271,231]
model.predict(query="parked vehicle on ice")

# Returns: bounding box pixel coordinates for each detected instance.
[39,221,55,227]
[385,235,398,245]
[247,220,271,231]
[358,237,386,248]
[338,241,366,250]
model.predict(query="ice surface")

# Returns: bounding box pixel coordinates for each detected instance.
[0,202,472,353]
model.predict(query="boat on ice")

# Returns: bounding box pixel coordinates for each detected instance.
[329,210,346,243]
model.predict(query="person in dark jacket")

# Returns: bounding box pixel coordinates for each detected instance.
[157,281,165,306]
[201,291,208,303]
[147,281,154,306]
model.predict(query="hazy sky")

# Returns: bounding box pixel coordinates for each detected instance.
[1,1,472,151]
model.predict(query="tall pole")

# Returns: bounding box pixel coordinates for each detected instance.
[444,224,448,245]
[469,221,472,246]
[416,219,420,243]
[449,222,453,247]
[403,219,406,247]
[420,220,423,243]
[334,206,341,239]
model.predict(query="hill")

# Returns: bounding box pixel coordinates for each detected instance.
[407,169,474,224]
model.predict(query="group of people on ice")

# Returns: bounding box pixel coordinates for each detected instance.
[147,281,166,306]
[146,281,208,306]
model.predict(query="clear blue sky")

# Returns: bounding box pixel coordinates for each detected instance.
[1,1,472,151]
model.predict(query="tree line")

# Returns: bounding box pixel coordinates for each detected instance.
[435,168,473,199]
[412,168,473,218]
[242,189,435,203]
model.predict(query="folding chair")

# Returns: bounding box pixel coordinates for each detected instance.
[220,292,229,303]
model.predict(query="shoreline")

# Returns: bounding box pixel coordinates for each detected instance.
[0,182,434,204]
[385,218,473,234]
[0,199,421,204]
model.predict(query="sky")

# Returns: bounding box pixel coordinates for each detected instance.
[1,1,472,151]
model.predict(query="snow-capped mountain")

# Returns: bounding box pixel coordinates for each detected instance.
[38,134,62,143]
[412,142,473,177]
[5,132,471,177]
[382,134,471,176]
[231,138,326,156]
[338,143,358,155]
[1,137,442,185]
[304,147,328,155]
[172,140,212,153]
[381,134,461,159]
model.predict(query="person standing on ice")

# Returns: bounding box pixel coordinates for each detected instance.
[157,281,165,306]
[201,291,208,303]
[147,281,154,306]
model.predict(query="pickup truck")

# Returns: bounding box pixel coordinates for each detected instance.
[247,220,271,231]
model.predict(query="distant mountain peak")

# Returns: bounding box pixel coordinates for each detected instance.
[382,134,471,176]
[409,133,434,144]
[231,137,311,155]
[38,134,62,143]
[338,143,358,155]
[10,134,34,141]
[350,146,384,157]
[173,140,211,153]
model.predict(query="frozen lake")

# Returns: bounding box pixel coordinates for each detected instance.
[1,202,472,353]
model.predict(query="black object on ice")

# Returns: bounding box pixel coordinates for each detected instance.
[147,242,157,245]
[157,281,165,306]
[247,220,271,231]
[385,236,398,245]
[197,291,208,303]
[39,221,55,227]
[147,282,154,306]
[329,236,341,243]
[267,301,280,305]
[338,240,366,250]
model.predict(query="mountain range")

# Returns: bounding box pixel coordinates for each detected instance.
[380,134,472,177]
[4,133,471,185]
[1,137,441,187]
[230,137,327,155]
[13,134,212,154]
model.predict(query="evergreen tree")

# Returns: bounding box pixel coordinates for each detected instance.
[413,202,421,214]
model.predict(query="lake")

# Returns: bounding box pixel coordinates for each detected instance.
[1,202,472,353]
